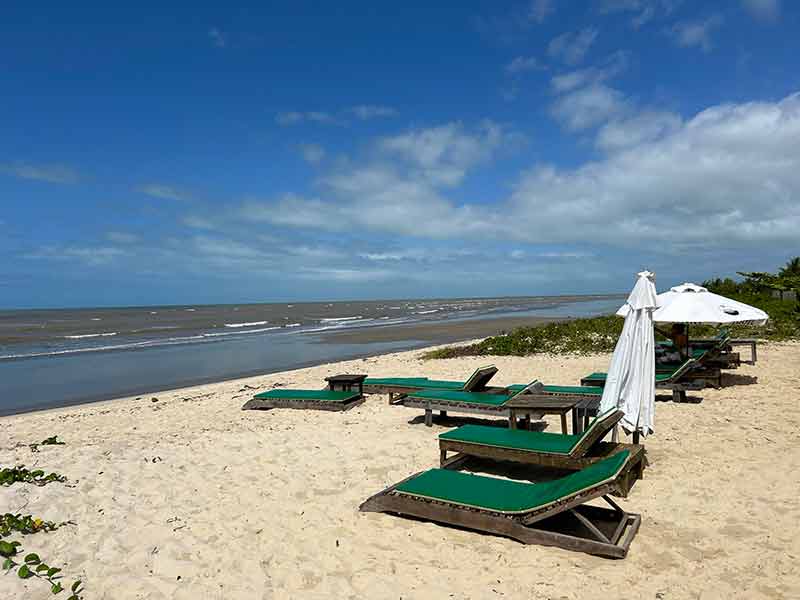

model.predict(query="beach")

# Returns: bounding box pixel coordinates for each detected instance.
[2,340,799,599]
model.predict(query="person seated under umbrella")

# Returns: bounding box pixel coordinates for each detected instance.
[655,323,688,363]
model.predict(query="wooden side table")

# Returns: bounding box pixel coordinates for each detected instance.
[504,395,580,434]
[325,374,367,397]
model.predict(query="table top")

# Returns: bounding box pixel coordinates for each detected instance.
[325,374,368,383]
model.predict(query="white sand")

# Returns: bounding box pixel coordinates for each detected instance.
[2,342,800,599]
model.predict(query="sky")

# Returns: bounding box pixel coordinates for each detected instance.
[2,0,799,308]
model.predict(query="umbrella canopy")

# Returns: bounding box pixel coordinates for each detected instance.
[617,282,769,325]
[600,271,658,438]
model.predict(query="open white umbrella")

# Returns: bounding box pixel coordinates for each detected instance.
[600,271,658,441]
[617,282,769,325]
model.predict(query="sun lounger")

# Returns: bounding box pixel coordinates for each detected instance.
[580,355,716,401]
[396,380,604,430]
[360,450,641,558]
[438,409,646,496]
[398,381,576,428]
[362,365,499,399]
[242,389,364,412]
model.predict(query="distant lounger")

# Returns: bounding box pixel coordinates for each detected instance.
[395,381,604,431]
[360,450,641,558]
[438,408,646,496]
[362,365,500,398]
[581,355,716,402]
[242,389,364,412]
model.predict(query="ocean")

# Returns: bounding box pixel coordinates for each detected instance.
[0,295,623,415]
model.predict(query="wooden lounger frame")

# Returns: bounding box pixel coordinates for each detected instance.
[439,442,646,498]
[582,358,708,402]
[241,393,364,412]
[360,468,641,558]
[362,365,499,398]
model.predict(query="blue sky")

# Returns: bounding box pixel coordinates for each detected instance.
[2,0,799,308]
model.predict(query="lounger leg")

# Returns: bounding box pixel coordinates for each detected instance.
[440,410,447,418]
[560,413,568,435]
[425,408,433,427]
[388,392,394,405]
[440,447,447,466]
[572,409,579,434]
[672,389,686,402]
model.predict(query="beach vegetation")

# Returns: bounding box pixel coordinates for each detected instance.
[29,436,66,453]
[424,263,799,359]
[0,514,82,598]
[0,466,67,487]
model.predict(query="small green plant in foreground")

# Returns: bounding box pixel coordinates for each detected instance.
[0,466,67,487]
[29,436,66,453]
[1,544,83,598]
[0,515,82,598]
[0,513,69,537]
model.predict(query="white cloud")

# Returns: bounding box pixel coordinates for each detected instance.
[668,15,724,52]
[550,83,629,131]
[208,28,226,48]
[1,163,79,184]
[741,0,780,22]
[297,143,326,165]
[547,28,598,65]
[377,120,518,186]
[529,0,556,23]
[505,56,545,74]
[275,111,339,126]
[596,110,682,150]
[349,105,398,120]
[25,246,128,266]
[550,51,629,93]
[106,231,140,244]
[599,0,682,28]
[139,184,191,201]
[241,91,800,257]
[182,216,217,230]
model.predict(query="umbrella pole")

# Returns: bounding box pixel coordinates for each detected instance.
[633,431,640,444]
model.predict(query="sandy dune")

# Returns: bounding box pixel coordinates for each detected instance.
[2,342,799,599]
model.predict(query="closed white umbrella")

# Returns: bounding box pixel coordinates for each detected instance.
[617,282,769,325]
[600,271,658,441]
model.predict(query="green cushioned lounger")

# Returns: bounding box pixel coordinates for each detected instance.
[242,388,364,412]
[360,450,641,558]
[507,383,604,396]
[437,409,646,493]
[407,389,514,407]
[581,372,674,384]
[363,365,499,395]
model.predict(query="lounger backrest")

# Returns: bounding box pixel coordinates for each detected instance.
[462,365,499,392]
[509,380,545,400]
[569,408,625,457]
[664,357,699,382]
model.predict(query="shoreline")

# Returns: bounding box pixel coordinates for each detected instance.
[0,314,559,418]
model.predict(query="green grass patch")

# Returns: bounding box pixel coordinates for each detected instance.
[423,291,799,359]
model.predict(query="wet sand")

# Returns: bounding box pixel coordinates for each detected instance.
[321,315,559,344]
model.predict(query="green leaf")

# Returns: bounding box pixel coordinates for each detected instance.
[48,566,62,577]
[37,562,51,572]
[71,580,82,592]
[3,557,15,570]
[51,581,64,594]
[31,470,45,477]
[18,564,32,578]
[0,540,18,557]
[25,552,41,564]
